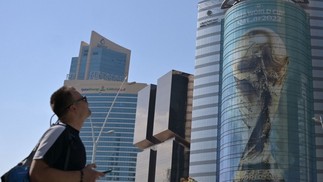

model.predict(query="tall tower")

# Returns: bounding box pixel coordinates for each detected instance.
[68,31,130,82]
[189,1,226,181]
[65,31,146,181]
[190,0,322,181]
[133,70,194,182]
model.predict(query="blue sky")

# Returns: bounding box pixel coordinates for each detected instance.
[0,1,198,174]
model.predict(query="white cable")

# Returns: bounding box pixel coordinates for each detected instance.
[91,76,127,163]
[89,116,96,163]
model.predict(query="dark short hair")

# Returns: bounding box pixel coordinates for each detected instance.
[50,86,75,118]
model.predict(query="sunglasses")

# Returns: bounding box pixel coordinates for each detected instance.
[74,96,87,103]
[57,96,88,118]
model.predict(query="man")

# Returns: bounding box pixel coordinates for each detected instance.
[29,86,104,182]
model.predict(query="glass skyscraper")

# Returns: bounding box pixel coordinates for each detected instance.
[65,31,146,181]
[68,31,130,82]
[190,0,323,181]
[133,70,193,182]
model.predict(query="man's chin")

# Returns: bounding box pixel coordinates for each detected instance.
[86,109,92,117]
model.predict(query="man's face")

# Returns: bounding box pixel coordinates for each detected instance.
[71,89,91,119]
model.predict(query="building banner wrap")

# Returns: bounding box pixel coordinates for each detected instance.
[220,0,315,181]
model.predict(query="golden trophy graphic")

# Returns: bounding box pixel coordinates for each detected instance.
[233,28,288,182]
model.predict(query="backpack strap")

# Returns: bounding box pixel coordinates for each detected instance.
[19,144,40,166]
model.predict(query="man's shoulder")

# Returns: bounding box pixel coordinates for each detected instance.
[35,123,69,147]
[45,123,67,137]
[33,123,68,160]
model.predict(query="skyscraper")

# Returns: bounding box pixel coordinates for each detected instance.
[68,31,130,82]
[65,31,146,181]
[133,70,193,182]
[190,0,322,181]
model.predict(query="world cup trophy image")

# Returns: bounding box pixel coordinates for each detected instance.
[233,28,289,181]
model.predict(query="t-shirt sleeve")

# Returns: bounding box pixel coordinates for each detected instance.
[33,125,66,166]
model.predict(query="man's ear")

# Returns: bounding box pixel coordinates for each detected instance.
[69,104,77,111]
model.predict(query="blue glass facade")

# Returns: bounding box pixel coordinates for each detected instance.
[67,31,130,81]
[190,0,322,181]
[83,92,139,181]
[89,47,126,81]
[220,1,315,181]
[68,57,78,80]
[77,46,89,80]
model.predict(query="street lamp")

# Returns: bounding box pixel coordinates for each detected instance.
[90,76,128,163]
[90,124,115,163]
[312,115,323,129]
